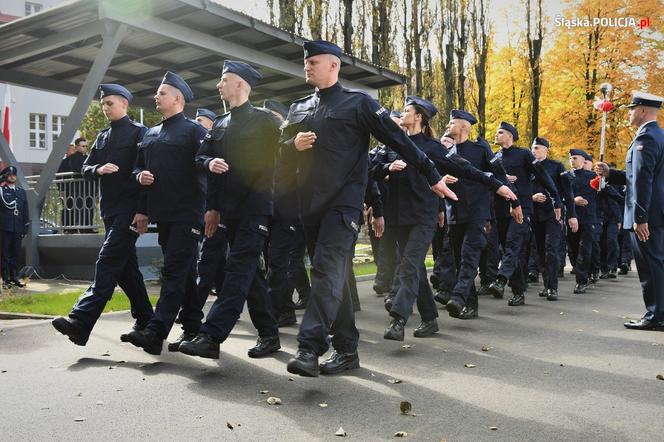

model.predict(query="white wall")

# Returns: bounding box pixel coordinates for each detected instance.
[0,0,78,170]
[1,83,76,164]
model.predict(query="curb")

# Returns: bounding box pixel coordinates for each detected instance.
[0,312,55,320]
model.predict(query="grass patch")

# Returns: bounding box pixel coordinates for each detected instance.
[0,290,159,316]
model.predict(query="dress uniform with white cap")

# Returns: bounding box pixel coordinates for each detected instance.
[599,91,664,330]
[52,84,155,346]
[0,166,29,288]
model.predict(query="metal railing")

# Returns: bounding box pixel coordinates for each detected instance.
[26,172,102,233]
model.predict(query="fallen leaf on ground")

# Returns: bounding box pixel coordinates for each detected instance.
[40,407,49,410]
[387,378,402,384]
[400,401,412,415]
[464,364,476,368]
[288,378,294,381]
[74,417,85,422]
[559,364,565,367]
[370,373,376,377]
[592,310,599,313]
[115,388,123,392]
[1,370,6,373]
[108,366,116,370]
[76,392,82,397]
[576,329,584,332]
[335,427,346,437]
[489,426,497,431]
[481,346,492,352]
[267,397,282,405]
[656,374,664,381]
[116,360,126,364]
[259,390,269,394]
[319,403,328,408]
[95,401,104,406]
[402,345,412,349]
[226,422,234,430]
[195,415,203,419]
[394,431,408,437]
[101,352,110,357]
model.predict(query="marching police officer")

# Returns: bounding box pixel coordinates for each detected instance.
[443,110,514,318]
[195,108,216,130]
[179,61,282,359]
[264,98,301,327]
[0,166,29,289]
[122,72,207,355]
[595,91,664,330]
[487,122,561,306]
[567,149,598,294]
[530,137,578,300]
[282,40,458,377]
[52,84,153,345]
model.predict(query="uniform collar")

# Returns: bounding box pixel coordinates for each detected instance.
[6,184,15,189]
[162,112,185,126]
[637,119,657,134]
[230,100,252,117]
[316,82,342,98]
[110,115,130,128]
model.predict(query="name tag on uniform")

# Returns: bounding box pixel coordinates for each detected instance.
[191,228,201,235]
[258,224,268,232]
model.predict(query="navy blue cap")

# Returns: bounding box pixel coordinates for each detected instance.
[303,39,343,59]
[2,166,17,176]
[532,137,549,148]
[161,71,193,102]
[263,99,289,119]
[405,96,438,118]
[196,108,216,121]
[222,60,263,88]
[627,91,663,108]
[499,121,519,141]
[449,109,477,125]
[569,148,592,161]
[99,84,132,103]
[389,110,402,118]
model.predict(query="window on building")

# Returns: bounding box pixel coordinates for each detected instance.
[29,113,46,149]
[52,115,66,146]
[25,2,43,16]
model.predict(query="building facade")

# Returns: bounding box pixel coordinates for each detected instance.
[1,0,76,175]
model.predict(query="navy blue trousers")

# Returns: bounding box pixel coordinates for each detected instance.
[268,218,296,318]
[147,222,201,339]
[71,213,153,332]
[497,217,530,294]
[532,217,562,290]
[630,227,664,322]
[479,219,500,286]
[449,221,488,310]
[200,216,277,342]
[389,222,439,323]
[297,208,360,356]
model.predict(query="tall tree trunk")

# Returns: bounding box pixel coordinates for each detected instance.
[403,1,413,93]
[526,0,543,141]
[437,0,456,118]
[411,0,422,94]
[306,0,324,40]
[471,0,489,137]
[455,0,469,109]
[278,0,296,32]
[343,0,354,54]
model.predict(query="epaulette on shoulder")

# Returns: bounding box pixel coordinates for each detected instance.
[292,93,316,103]
[129,120,145,128]
[342,87,371,97]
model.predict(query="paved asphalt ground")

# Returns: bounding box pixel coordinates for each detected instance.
[1,269,663,441]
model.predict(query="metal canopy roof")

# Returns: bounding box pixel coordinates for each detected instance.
[0,0,406,110]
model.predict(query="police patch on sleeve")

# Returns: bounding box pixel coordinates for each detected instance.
[636,144,644,151]
[375,107,388,117]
